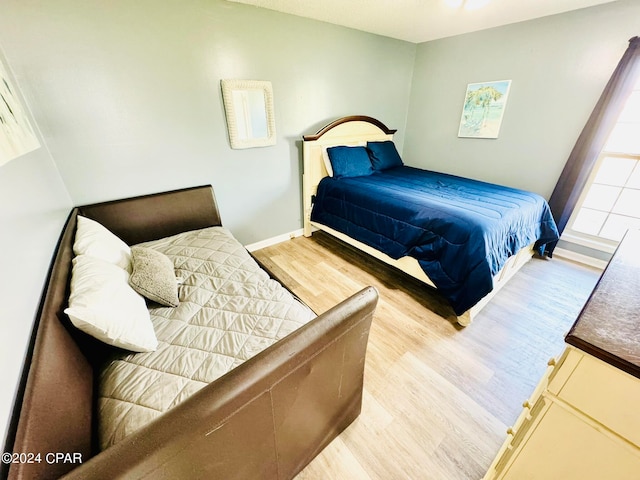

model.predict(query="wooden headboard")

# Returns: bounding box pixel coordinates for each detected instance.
[301,115,397,236]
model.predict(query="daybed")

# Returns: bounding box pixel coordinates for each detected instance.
[3,185,378,480]
[302,115,558,326]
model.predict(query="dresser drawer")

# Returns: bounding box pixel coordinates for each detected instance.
[552,350,640,447]
[501,402,640,480]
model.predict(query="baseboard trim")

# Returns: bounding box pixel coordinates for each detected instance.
[245,229,304,252]
[553,247,607,270]
[247,233,608,270]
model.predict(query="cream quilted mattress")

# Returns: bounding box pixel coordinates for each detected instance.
[98,227,315,450]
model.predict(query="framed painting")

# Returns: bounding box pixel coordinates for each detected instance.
[458,80,511,139]
[0,58,39,166]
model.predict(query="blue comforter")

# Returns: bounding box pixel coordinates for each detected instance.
[311,166,559,315]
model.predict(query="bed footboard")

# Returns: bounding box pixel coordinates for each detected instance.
[62,286,378,480]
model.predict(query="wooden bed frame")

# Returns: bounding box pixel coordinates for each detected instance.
[302,115,534,326]
[3,185,378,480]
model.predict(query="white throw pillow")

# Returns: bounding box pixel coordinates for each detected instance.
[321,147,335,177]
[74,216,132,271]
[64,255,158,352]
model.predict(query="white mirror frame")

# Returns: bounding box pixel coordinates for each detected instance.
[221,79,276,149]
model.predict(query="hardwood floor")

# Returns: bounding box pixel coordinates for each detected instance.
[252,232,602,480]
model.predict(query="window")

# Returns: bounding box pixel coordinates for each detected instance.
[565,77,640,250]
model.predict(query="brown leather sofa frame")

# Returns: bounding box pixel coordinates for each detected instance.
[3,185,378,479]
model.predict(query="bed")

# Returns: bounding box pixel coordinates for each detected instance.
[3,185,378,480]
[302,115,558,326]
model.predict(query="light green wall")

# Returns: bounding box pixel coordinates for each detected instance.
[405,0,640,200]
[0,0,415,444]
[0,0,416,244]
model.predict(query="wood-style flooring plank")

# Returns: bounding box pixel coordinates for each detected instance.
[252,232,601,480]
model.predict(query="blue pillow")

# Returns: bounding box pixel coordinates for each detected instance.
[326,146,374,178]
[367,141,404,171]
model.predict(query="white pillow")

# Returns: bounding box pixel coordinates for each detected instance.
[321,141,367,177]
[74,216,131,271]
[64,255,158,352]
[321,147,335,177]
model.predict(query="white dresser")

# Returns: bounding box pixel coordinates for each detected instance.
[484,230,640,480]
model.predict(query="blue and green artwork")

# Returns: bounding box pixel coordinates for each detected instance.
[458,80,511,139]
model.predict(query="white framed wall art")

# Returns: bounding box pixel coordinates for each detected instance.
[0,58,39,166]
[458,80,511,139]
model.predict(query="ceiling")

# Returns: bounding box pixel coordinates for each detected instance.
[227,0,620,43]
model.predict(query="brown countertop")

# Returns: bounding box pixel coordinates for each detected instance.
[566,229,640,379]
